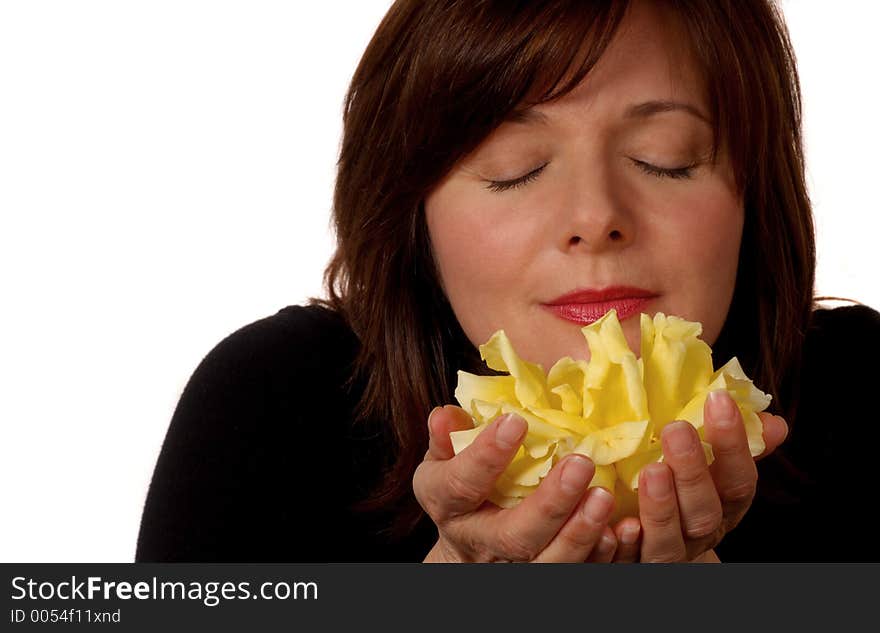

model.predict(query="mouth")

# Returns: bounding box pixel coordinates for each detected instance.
[541,286,659,326]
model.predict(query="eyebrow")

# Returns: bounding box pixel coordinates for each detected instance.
[506,99,710,126]
[624,100,711,125]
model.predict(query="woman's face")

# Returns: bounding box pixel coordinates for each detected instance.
[424,0,743,371]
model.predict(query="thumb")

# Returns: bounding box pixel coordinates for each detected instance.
[755,412,789,460]
[426,405,476,461]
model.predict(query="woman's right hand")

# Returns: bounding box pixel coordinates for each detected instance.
[413,405,618,563]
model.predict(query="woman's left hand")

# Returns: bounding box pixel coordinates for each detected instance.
[609,389,789,562]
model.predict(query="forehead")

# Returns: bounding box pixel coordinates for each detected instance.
[525,1,708,123]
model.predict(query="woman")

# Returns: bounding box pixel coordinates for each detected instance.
[136,0,880,562]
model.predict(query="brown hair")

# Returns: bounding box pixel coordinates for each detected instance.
[308,0,816,540]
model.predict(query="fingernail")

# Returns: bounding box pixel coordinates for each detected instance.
[644,465,672,500]
[583,487,615,523]
[620,523,641,545]
[427,406,443,433]
[664,421,697,456]
[560,455,592,494]
[495,413,526,449]
[708,390,737,429]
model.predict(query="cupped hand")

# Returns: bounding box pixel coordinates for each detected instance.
[611,389,790,562]
[413,405,620,563]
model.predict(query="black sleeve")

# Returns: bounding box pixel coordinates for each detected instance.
[135,307,341,562]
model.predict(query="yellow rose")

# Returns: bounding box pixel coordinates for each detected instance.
[449,309,771,520]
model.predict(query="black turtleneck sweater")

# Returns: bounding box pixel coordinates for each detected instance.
[135,303,880,562]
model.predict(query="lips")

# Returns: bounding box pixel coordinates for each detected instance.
[542,286,658,326]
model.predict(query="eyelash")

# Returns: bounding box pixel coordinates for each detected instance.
[630,158,697,180]
[485,163,549,192]
[485,158,697,192]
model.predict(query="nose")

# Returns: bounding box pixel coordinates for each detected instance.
[569,228,625,249]
[560,167,633,252]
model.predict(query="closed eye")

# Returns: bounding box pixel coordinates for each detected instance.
[485,158,695,191]
[485,162,549,192]
[630,158,697,180]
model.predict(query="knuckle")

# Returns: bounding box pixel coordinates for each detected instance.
[684,510,723,540]
[671,463,710,489]
[496,526,539,562]
[560,519,601,551]
[534,493,577,524]
[478,443,512,472]
[464,439,510,476]
[711,440,749,459]
[556,530,591,554]
[721,478,757,506]
[643,505,678,531]
[445,468,485,508]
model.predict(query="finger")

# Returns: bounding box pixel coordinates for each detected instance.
[487,454,599,562]
[754,412,789,460]
[583,525,618,563]
[413,412,527,522]
[638,463,688,562]
[661,420,723,547]
[534,483,616,563]
[702,390,758,532]
[426,405,478,461]
[611,518,641,563]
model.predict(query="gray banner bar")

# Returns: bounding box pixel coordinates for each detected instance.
[2,563,876,631]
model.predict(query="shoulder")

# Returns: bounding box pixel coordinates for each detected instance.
[800,302,880,391]
[203,302,358,375]
[798,302,879,411]
[136,303,365,561]
[795,302,879,481]
[188,302,361,411]
[806,302,880,349]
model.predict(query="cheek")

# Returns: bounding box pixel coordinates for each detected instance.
[425,186,548,351]
[651,171,742,270]
[426,191,540,304]
[668,206,741,273]
[655,184,743,343]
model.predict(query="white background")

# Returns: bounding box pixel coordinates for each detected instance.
[1,1,876,562]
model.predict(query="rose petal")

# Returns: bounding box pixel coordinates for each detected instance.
[526,405,597,436]
[590,463,618,491]
[642,312,713,427]
[610,479,640,524]
[581,310,650,426]
[573,420,651,465]
[547,356,590,414]
[499,444,558,488]
[498,403,569,459]
[449,423,485,456]
[454,371,517,417]
[479,330,557,408]
[471,399,503,425]
[615,444,663,490]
